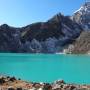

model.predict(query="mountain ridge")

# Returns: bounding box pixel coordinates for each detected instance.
[0,2,90,53]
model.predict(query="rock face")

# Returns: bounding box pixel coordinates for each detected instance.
[0,24,21,53]
[1,2,90,53]
[72,1,90,31]
[67,1,90,54]
[71,31,90,54]
[0,13,82,53]
[21,13,82,42]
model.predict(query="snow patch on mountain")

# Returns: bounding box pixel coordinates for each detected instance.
[73,1,90,31]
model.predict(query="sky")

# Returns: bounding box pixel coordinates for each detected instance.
[0,0,85,27]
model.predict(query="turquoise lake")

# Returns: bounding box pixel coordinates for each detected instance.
[0,53,90,84]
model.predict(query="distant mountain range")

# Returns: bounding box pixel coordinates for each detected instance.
[0,2,90,54]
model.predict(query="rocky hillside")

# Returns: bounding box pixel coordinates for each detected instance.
[0,13,82,53]
[71,31,90,54]
[68,1,90,54]
[0,1,90,53]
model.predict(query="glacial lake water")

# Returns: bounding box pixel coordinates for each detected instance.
[0,53,90,84]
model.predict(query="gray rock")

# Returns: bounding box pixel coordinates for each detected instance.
[72,1,90,31]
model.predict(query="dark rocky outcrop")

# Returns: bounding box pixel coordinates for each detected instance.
[0,13,82,53]
[9,77,16,82]
[0,77,5,85]
[21,13,81,42]
[0,24,21,53]
[16,88,22,90]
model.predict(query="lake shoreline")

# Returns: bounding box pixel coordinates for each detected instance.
[0,76,90,90]
[0,54,90,85]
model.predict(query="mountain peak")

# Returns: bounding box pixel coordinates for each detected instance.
[74,1,90,14]
[72,1,90,31]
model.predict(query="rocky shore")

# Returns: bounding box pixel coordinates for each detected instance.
[0,76,90,90]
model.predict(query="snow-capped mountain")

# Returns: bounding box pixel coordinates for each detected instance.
[72,1,90,31]
[0,2,90,54]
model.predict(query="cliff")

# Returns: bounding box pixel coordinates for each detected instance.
[0,14,82,53]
